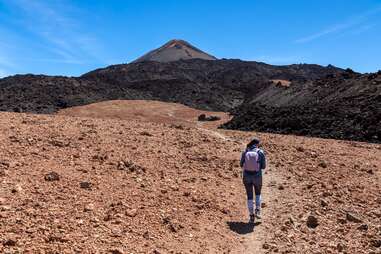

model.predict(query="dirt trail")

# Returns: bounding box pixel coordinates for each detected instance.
[209,129,282,253]
[194,125,277,253]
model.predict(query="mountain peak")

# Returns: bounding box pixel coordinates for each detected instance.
[133,39,217,63]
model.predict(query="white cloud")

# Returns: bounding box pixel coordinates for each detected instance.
[7,0,106,64]
[295,22,356,44]
[295,6,381,43]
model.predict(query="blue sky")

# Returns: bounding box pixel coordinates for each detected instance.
[0,0,380,77]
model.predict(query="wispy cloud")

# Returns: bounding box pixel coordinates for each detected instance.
[295,6,381,43]
[6,0,106,65]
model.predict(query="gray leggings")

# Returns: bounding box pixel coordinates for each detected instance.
[243,172,262,200]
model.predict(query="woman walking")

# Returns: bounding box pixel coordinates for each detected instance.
[240,138,266,223]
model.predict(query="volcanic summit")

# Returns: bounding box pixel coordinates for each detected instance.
[133,39,217,63]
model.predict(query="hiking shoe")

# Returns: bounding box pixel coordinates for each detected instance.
[255,209,261,220]
[249,214,255,223]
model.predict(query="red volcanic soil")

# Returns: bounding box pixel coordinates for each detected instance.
[0,101,380,253]
[58,100,231,129]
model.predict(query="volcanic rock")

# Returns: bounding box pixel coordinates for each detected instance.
[80,181,92,190]
[318,160,328,168]
[11,185,22,193]
[198,114,221,121]
[262,243,270,249]
[44,171,60,181]
[109,248,124,254]
[3,238,17,246]
[346,212,363,223]
[222,71,381,143]
[320,199,329,207]
[125,209,138,217]
[337,243,345,252]
[371,239,381,248]
[84,203,95,212]
[306,215,319,228]
[198,114,207,121]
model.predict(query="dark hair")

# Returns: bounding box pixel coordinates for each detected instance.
[247,138,260,148]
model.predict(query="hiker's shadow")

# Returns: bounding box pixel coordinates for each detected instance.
[227,221,261,235]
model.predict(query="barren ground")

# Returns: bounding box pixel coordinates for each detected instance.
[0,100,380,253]
[58,100,230,129]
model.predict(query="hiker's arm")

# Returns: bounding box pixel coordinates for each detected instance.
[260,150,266,169]
[240,152,245,167]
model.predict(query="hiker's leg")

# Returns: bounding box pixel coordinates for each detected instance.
[243,173,254,215]
[253,177,263,210]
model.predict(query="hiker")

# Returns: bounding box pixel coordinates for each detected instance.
[240,138,266,223]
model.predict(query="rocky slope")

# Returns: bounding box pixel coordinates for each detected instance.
[0,109,380,253]
[222,70,381,143]
[0,59,342,114]
[79,59,345,113]
[133,39,217,63]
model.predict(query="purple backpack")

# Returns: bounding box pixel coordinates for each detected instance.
[243,148,261,172]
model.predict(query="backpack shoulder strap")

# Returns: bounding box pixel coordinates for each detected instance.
[253,148,261,163]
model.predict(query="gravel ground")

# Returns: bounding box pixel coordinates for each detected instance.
[0,107,379,253]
